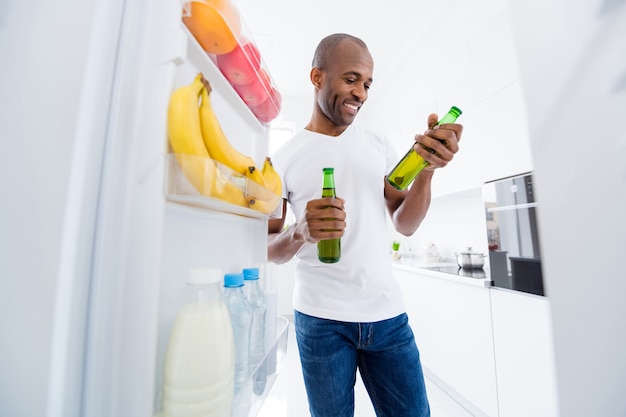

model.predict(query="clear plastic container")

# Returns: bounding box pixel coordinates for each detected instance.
[155,315,290,417]
[181,0,282,124]
[162,267,234,417]
[246,315,289,417]
[223,272,253,417]
[242,267,266,396]
[223,273,252,391]
[164,153,283,219]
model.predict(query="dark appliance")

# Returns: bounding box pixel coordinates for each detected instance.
[483,172,545,296]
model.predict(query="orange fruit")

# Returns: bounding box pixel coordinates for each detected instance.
[182,0,242,55]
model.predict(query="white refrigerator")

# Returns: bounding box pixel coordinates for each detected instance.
[0,1,283,416]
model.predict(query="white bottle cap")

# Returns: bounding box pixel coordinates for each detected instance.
[188,267,223,285]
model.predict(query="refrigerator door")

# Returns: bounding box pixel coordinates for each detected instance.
[509,0,626,415]
[3,0,278,416]
[48,0,275,416]
[47,0,180,415]
[1,0,151,416]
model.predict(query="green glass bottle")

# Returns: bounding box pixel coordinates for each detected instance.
[387,106,463,191]
[317,167,341,263]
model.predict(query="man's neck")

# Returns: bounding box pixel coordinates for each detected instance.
[305,118,349,137]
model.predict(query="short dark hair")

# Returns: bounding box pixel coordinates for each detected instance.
[312,33,368,69]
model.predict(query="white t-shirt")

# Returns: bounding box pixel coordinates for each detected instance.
[272,124,406,323]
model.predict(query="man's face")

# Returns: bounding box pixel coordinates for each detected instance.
[316,40,374,128]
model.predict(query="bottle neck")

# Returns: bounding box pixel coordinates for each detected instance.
[321,186,336,198]
[192,283,220,303]
[437,107,461,125]
[322,173,336,198]
[322,168,336,195]
[322,176,335,190]
[244,279,263,298]
[224,285,245,295]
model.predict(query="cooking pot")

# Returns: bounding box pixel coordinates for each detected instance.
[455,247,487,269]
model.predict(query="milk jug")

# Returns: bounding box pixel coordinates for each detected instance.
[162,268,235,417]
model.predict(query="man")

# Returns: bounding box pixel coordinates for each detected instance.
[267,33,463,417]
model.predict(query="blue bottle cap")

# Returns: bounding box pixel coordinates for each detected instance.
[224,272,244,288]
[242,267,259,280]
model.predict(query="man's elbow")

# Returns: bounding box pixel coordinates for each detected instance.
[267,248,292,265]
[393,218,420,237]
[396,226,416,237]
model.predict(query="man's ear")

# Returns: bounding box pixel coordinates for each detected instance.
[310,67,322,89]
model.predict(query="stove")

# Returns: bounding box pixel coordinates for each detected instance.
[421,265,488,279]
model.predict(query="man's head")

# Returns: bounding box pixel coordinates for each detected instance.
[308,33,374,135]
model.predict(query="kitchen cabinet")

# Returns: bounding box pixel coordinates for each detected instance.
[489,288,558,417]
[394,265,559,417]
[393,266,499,417]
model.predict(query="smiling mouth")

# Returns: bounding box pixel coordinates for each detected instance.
[344,103,360,111]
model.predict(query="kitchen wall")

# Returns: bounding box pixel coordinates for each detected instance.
[366,0,527,262]
[358,0,533,199]
[386,188,489,262]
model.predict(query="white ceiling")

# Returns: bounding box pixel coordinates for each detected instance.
[232,0,442,100]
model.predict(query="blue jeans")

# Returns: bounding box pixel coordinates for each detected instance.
[294,310,430,417]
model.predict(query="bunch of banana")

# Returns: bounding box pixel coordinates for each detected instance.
[167,73,248,207]
[199,80,265,186]
[248,157,283,214]
[198,77,283,214]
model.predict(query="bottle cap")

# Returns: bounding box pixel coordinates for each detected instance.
[322,167,334,173]
[187,267,222,285]
[224,272,244,288]
[243,267,260,280]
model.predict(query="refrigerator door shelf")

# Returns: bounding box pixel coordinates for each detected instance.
[164,153,283,219]
[180,24,266,134]
[244,315,290,417]
[153,316,290,417]
[180,1,282,126]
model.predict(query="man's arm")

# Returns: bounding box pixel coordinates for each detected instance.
[268,200,304,264]
[385,114,463,235]
[384,171,434,236]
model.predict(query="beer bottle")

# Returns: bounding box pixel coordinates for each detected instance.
[317,168,341,263]
[387,106,462,190]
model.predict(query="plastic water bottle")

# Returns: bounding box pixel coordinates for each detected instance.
[162,268,234,417]
[223,272,252,390]
[243,267,267,395]
[223,272,253,417]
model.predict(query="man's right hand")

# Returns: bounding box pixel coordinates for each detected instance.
[298,197,346,243]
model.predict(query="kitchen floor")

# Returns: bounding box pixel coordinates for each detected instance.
[258,319,474,417]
